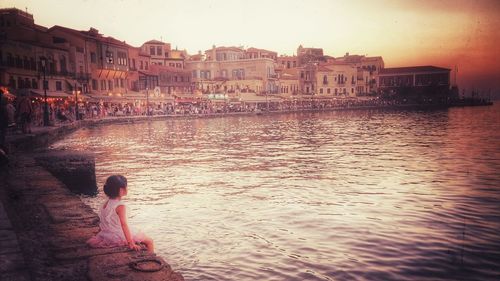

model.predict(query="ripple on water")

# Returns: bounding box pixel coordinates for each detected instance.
[52,105,500,281]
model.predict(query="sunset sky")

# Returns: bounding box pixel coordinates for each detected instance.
[4,0,500,96]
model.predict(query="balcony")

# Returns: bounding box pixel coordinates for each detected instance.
[72,73,91,81]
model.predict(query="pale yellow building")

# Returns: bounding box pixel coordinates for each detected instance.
[315,63,357,97]
[185,45,278,94]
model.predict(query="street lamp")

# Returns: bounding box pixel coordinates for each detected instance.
[146,87,149,116]
[74,84,80,120]
[40,56,50,126]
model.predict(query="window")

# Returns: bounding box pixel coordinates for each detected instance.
[60,56,67,73]
[9,76,16,88]
[145,62,149,70]
[56,81,62,91]
[232,69,244,79]
[323,75,328,85]
[319,88,323,94]
[327,88,330,94]
[90,52,96,63]
[24,78,30,88]
[117,51,127,65]
[23,56,29,69]
[30,57,36,70]
[101,80,106,90]
[108,80,113,90]
[140,61,143,70]
[32,79,37,89]
[157,47,162,56]
[105,51,114,64]
[150,46,155,55]
[7,53,14,67]
[115,78,119,87]
[16,55,22,68]
[92,79,98,90]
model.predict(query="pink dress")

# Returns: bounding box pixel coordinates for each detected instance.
[87,199,145,248]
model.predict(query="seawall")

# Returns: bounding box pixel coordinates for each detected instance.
[0,119,185,280]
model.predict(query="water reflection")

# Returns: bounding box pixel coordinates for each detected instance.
[52,104,500,281]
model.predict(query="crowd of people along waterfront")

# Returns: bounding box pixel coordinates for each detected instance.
[0,88,402,140]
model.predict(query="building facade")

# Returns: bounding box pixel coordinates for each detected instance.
[0,8,75,99]
[315,63,357,97]
[186,45,278,94]
[378,65,451,102]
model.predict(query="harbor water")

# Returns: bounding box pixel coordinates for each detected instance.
[52,104,500,281]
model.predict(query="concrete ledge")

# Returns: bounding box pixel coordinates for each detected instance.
[1,152,184,281]
[35,151,98,195]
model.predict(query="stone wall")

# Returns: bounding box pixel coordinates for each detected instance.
[35,151,97,195]
[1,155,184,281]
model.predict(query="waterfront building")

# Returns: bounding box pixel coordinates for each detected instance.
[297,45,324,66]
[140,40,186,69]
[154,64,193,95]
[314,63,357,97]
[378,65,451,102]
[185,45,278,95]
[127,45,156,104]
[334,53,384,93]
[141,40,170,67]
[246,47,277,60]
[46,25,96,96]
[166,48,187,69]
[277,68,300,97]
[298,63,317,95]
[277,55,298,70]
[0,8,73,100]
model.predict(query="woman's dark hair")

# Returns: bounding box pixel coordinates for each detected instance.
[103,175,127,198]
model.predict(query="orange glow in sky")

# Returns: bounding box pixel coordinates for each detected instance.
[4,0,500,95]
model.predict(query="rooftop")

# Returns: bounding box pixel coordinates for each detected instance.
[380,66,451,74]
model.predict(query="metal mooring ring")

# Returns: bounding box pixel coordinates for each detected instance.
[129,258,165,272]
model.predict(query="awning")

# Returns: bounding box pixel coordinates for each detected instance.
[30,90,72,98]
[176,99,199,103]
[239,92,282,103]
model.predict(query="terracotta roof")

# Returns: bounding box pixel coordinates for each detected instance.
[317,65,334,71]
[49,25,129,47]
[17,39,68,52]
[380,66,451,74]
